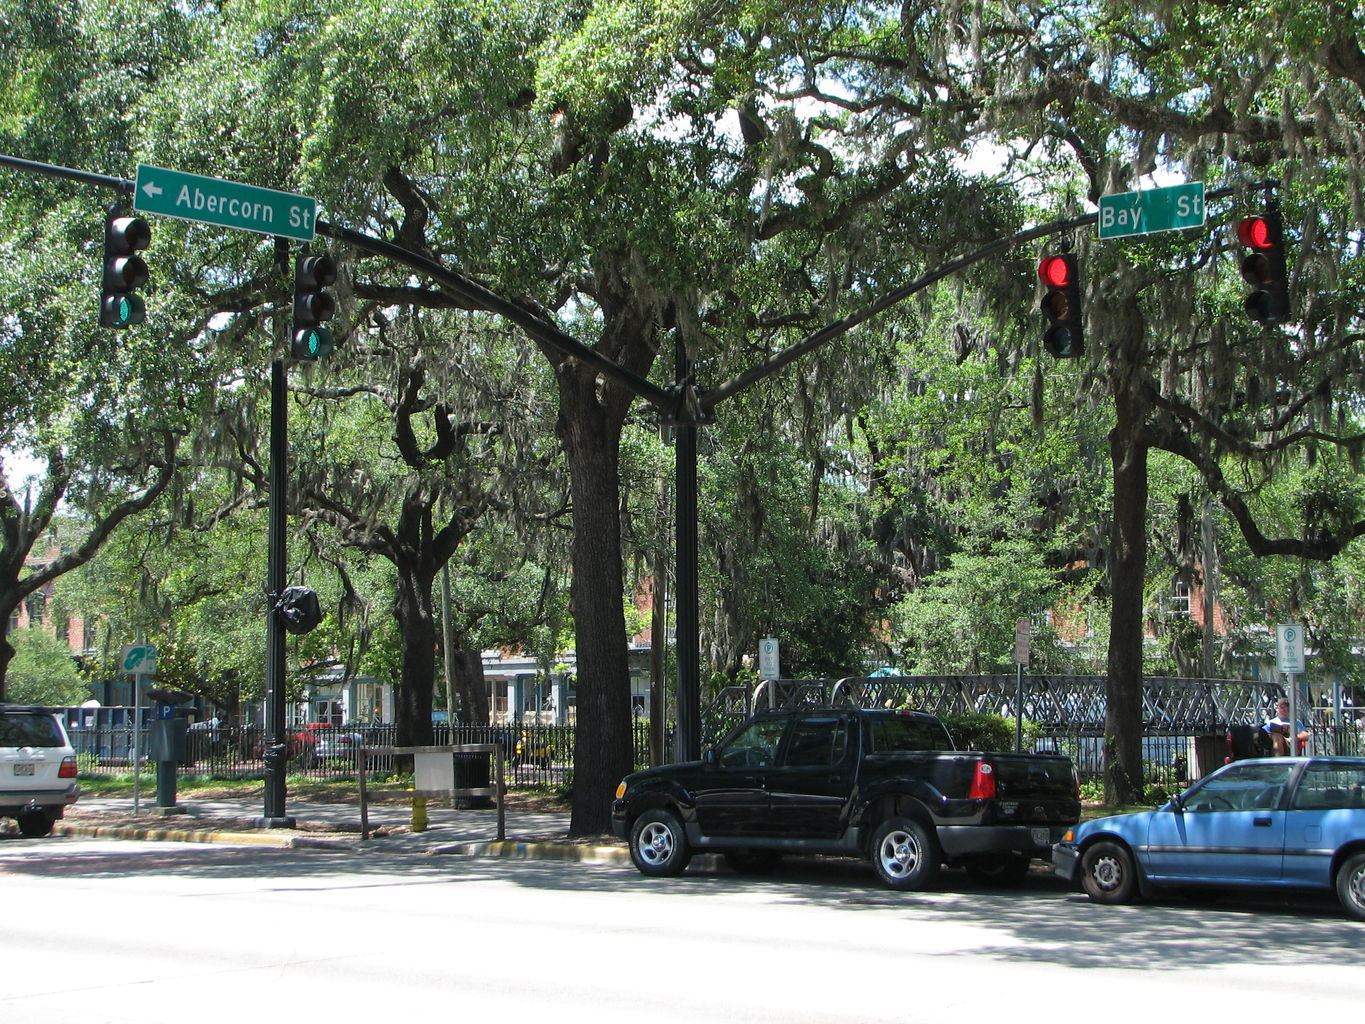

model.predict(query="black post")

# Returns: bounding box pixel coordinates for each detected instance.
[261,354,292,824]
[674,343,701,762]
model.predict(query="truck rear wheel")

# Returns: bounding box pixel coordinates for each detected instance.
[870,816,939,891]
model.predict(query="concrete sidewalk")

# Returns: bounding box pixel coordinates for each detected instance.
[55,793,630,864]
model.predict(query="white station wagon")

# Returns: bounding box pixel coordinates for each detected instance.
[0,705,80,837]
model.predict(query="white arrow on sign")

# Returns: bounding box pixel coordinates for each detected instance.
[141,180,163,199]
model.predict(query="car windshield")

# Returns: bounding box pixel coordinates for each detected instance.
[1183,761,1296,812]
[0,714,63,747]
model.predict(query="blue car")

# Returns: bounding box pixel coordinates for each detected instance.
[1053,757,1365,921]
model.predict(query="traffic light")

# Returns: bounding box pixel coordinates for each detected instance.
[276,586,323,634]
[291,252,337,359]
[100,212,151,328]
[1235,210,1289,325]
[1038,252,1083,358]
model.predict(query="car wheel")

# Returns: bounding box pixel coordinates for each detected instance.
[16,810,56,838]
[964,852,1031,886]
[724,849,783,875]
[629,809,692,878]
[1335,852,1365,922]
[870,816,939,891]
[1080,840,1139,904]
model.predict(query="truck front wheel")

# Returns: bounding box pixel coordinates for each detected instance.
[629,808,692,878]
[870,816,939,891]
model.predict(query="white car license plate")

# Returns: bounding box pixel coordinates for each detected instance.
[13,763,36,776]
[1031,827,1050,845]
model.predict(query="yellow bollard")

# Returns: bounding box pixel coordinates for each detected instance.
[410,793,428,832]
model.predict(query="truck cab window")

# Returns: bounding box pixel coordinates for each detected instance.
[782,718,848,767]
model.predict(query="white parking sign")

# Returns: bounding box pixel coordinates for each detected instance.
[1276,624,1304,675]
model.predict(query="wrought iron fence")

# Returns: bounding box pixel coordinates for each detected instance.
[69,720,657,789]
[63,676,1365,791]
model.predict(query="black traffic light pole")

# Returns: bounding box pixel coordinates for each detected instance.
[260,237,293,825]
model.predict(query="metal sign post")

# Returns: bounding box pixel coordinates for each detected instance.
[1013,618,1031,751]
[1276,624,1306,754]
[121,642,155,813]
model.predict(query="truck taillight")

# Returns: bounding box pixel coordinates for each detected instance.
[968,761,996,800]
[59,755,78,779]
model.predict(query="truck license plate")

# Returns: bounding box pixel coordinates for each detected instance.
[1031,827,1050,846]
[13,763,36,776]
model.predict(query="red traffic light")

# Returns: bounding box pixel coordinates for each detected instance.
[1038,255,1071,288]
[1237,216,1272,249]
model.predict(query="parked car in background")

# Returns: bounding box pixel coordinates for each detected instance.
[307,723,365,763]
[0,705,80,837]
[1054,756,1365,921]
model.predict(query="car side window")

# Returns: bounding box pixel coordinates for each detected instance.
[1291,762,1365,811]
[1184,762,1297,812]
[718,719,788,768]
[781,718,849,768]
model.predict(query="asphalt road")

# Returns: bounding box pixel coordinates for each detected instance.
[1,835,1362,1023]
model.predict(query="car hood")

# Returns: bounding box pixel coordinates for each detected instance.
[1074,807,1160,841]
[623,761,705,786]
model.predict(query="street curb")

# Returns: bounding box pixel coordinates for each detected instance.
[50,821,629,862]
[54,823,304,847]
[429,839,630,864]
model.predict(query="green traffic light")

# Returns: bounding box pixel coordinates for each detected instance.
[292,326,333,360]
[101,293,145,328]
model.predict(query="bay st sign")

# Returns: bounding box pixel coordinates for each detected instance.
[134,164,318,242]
[1098,181,1205,240]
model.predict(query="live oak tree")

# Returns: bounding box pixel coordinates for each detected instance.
[10,0,1365,819]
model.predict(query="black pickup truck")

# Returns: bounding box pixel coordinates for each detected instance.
[611,707,1080,890]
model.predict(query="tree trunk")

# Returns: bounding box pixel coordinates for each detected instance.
[393,562,437,748]
[1105,296,1152,804]
[560,384,636,837]
[450,647,490,725]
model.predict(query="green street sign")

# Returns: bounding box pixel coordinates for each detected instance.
[134,164,317,241]
[1098,182,1205,239]
[121,643,157,675]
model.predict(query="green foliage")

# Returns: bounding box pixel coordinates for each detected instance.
[939,712,1035,754]
[5,627,89,706]
[890,540,1064,674]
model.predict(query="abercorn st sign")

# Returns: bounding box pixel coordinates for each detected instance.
[134,164,318,242]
